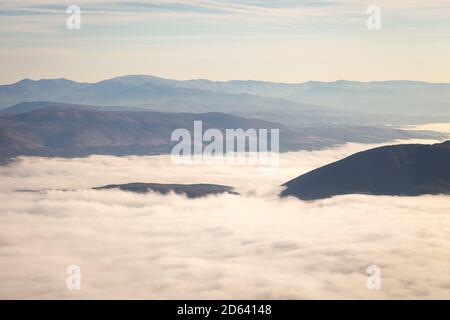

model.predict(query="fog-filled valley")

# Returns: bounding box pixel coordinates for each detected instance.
[1,135,449,299]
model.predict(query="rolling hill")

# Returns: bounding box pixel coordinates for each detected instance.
[0,102,440,163]
[281,141,450,200]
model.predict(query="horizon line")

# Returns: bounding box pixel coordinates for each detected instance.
[2,74,450,86]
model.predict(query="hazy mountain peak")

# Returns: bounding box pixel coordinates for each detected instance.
[2,75,450,118]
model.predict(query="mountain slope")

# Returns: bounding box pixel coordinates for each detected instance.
[0,78,83,107]
[0,105,283,160]
[0,103,440,162]
[281,141,450,200]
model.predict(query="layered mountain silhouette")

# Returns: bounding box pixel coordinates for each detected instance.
[0,103,280,160]
[0,102,439,162]
[94,183,238,198]
[2,76,450,126]
[0,77,333,128]
[281,141,450,200]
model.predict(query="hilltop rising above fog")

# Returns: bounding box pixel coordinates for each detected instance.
[281,141,450,200]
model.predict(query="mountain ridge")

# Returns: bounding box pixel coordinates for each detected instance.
[2,76,450,122]
[281,141,450,200]
[0,102,441,163]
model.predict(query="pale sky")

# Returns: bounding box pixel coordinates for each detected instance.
[1,0,450,84]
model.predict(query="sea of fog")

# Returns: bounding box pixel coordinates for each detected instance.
[0,129,449,299]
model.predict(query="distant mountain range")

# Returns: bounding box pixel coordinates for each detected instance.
[0,77,336,128]
[94,183,238,198]
[281,141,450,200]
[0,102,440,163]
[167,77,450,116]
[1,75,450,127]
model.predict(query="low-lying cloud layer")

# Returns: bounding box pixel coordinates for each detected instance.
[0,138,449,299]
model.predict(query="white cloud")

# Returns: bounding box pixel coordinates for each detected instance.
[0,138,449,299]
[405,123,450,136]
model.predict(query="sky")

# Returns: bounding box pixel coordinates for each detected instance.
[0,0,450,84]
[1,136,449,299]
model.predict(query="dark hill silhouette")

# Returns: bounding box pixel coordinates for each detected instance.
[281,141,450,200]
[94,183,238,198]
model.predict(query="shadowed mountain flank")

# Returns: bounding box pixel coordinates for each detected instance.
[1,103,440,163]
[281,141,450,200]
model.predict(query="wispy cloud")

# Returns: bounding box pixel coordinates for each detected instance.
[1,1,450,83]
[2,0,449,33]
